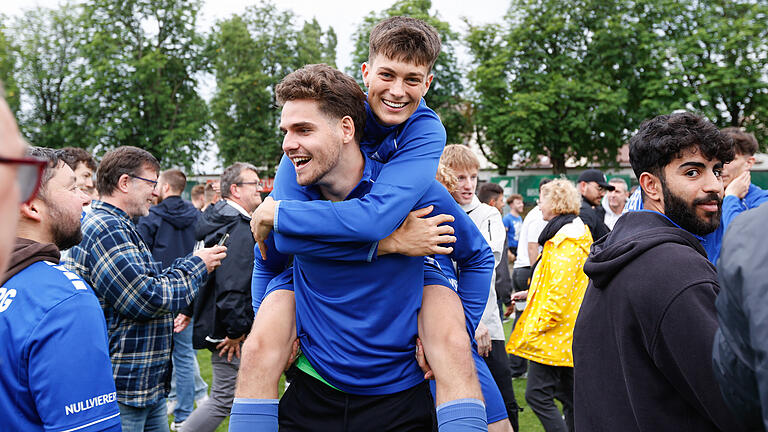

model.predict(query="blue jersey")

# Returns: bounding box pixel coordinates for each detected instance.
[0,261,121,432]
[502,213,523,249]
[702,183,768,264]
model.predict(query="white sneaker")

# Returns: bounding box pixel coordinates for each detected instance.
[170,421,184,431]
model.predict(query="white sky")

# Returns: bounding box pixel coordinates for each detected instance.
[1,0,509,172]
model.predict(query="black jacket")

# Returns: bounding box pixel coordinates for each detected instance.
[137,196,200,268]
[573,211,744,432]
[192,200,255,350]
[579,197,610,241]
[713,202,768,431]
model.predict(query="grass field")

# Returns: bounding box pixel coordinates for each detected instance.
[185,319,551,432]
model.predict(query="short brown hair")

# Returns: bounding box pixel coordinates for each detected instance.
[220,162,258,199]
[97,146,160,196]
[540,179,581,216]
[204,182,218,203]
[191,184,204,200]
[368,16,441,72]
[477,182,503,205]
[26,147,66,200]
[721,127,759,156]
[60,147,97,172]
[275,64,366,144]
[506,194,523,205]
[161,169,186,194]
[440,144,480,172]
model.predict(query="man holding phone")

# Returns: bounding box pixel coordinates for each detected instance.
[186,162,262,432]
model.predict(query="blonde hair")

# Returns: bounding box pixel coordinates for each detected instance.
[436,163,458,193]
[440,144,480,173]
[540,179,580,215]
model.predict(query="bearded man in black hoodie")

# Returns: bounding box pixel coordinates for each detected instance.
[573,112,745,432]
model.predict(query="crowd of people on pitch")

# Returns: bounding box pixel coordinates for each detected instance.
[2,14,768,432]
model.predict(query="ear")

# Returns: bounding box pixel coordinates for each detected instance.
[117,174,132,193]
[229,183,240,200]
[423,73,434,97]
[19,199,44,223]
[361,62,370,89]
[639,172,663,207]
[340,116,355,144]
[746,155,756,170]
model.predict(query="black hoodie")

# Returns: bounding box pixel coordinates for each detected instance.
[137,195,200,269]
[192,200,254,350]
[573,210,744,432]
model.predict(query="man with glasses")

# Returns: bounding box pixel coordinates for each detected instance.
[64,146,228,432]
[0,147,121,432]
[0,95,35,278]
[185,162,262,431]
[576,169,614,241]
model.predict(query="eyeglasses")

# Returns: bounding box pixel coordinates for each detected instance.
[0,156,47,204]
[237,181,264,188]
[129,174,158,188]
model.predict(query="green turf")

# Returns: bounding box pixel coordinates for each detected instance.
[182,319,550,432]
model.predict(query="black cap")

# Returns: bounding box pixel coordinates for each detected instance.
[577,169,615,191]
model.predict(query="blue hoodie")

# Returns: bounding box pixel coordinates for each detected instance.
[137,195,200,268]
[701,183,768,264]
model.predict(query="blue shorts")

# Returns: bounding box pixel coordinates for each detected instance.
[429,349,508,423]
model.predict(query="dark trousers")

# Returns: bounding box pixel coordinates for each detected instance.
[525,361,574,432]
[509,266,533,376]
[484,339,521,431]
[279,369,437,432]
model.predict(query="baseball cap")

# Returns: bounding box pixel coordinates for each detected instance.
[577,169,615,191]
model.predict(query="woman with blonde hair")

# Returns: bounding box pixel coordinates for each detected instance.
[506,178,592,432]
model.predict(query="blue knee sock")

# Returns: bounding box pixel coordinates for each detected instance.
[228,398,278,432]
[436,398,487,432]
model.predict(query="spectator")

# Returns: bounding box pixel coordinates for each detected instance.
[701,127,768,264]
[0,147,119,431]
[507,179,591,432]
[136,168,207,430]
[60,146,98,200]
[191,184,205,210]
[503,193,524,263]
[602,177,629,230]
[0,94,31,278]
[573,112,744,431]
[202,181,220,212]
[185,162,261,431]
[576,168,613,240]
[63,146,226,432]
[713,202,768,430]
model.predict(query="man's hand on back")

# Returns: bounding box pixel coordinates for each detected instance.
[378,206,456,256]
[194,245,227,273]
[250,196,278,259]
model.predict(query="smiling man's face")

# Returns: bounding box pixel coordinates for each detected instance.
[362,55,433,127]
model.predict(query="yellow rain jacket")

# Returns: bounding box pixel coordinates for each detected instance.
[506,217,592,367]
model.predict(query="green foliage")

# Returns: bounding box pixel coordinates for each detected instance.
[70,0,211,169]
[348,0,468,144]
[208,2,337,173]
[0,19,19,114]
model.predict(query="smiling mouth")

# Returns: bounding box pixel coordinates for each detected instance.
[290,156,311,169]
[382,99,407,109]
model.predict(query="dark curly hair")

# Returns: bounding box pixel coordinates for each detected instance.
[629,112,734,180]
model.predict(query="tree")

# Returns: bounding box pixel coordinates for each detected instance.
[668,0,768,147]
[0,19,19,114]
[208,2,337,172]
[71,0,210,169]
[466,0,682,174]
[348,0,467,144]
[9,6,81,149]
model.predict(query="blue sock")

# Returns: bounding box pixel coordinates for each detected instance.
[228,398,279,432]
[436,398,487,432]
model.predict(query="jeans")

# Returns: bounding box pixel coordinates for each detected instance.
[525,361,574,432]
[169,319,208,422]
[118,400,170,432]
[509,267,532,376]
[183,349,240,432]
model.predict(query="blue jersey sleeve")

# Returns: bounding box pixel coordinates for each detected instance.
[251,233,291,314]
[28,293,121,432]
[274,116,446,243]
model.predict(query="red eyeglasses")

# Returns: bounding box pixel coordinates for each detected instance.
[0,156,47,204]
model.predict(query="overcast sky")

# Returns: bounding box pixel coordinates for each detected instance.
[2,0,509,71]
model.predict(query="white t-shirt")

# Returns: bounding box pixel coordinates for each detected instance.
[514,206,547,269]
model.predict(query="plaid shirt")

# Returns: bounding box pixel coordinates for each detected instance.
[63,200,207,407]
